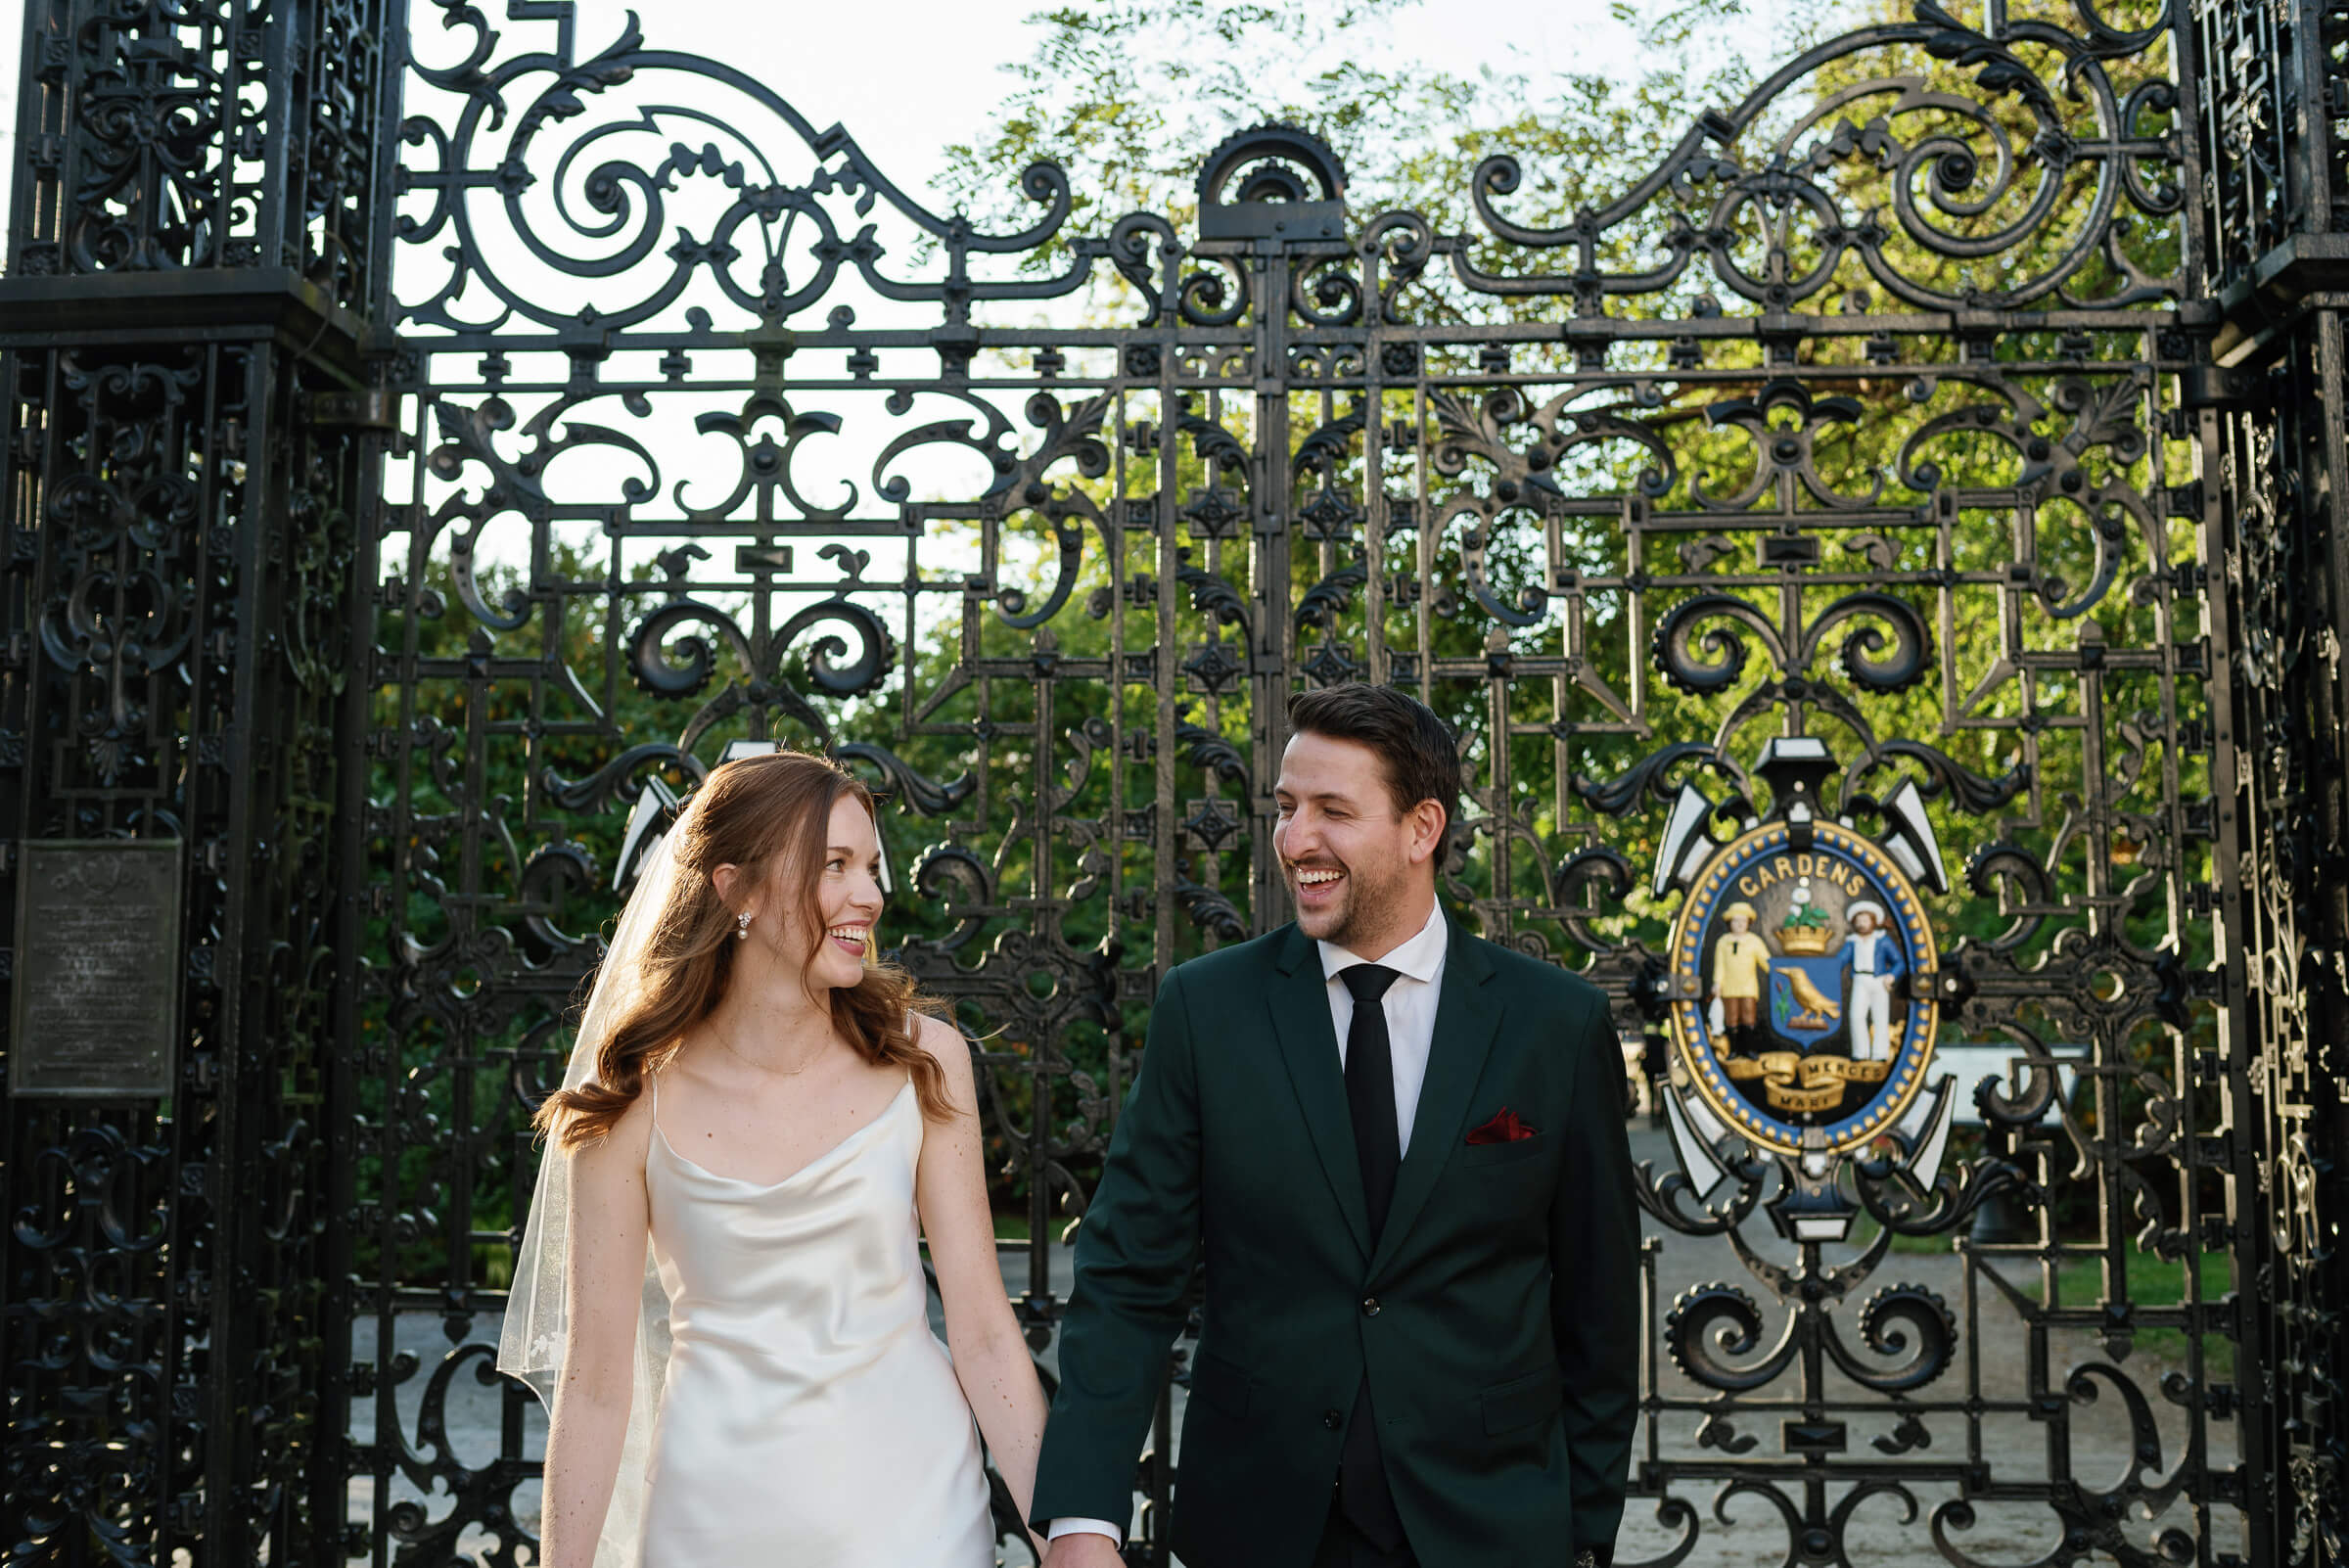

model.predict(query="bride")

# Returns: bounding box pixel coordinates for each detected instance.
[500,750,1048,1566]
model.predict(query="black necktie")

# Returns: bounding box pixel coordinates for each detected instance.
[1341,964,1403,1238]
[1337,963,1406,1551]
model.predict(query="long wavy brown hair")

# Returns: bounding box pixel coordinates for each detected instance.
[536,751,951,1150]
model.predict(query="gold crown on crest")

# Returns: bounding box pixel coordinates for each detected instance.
[1777,886,1835,955]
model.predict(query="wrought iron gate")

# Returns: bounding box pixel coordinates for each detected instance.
[1,0,2342,1562]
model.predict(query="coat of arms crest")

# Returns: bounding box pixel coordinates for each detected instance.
[1649,738,1964,1239]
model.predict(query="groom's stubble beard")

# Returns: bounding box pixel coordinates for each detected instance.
[1294,833,1417,952]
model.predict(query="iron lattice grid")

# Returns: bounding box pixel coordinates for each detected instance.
[3,0,2334,1559]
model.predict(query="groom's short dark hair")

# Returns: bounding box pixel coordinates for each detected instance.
[1285,684,1460,838]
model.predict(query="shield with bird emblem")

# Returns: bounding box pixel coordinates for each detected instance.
[1766,952,1849,1048]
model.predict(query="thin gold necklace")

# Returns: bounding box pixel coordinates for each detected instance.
[708,1016,825,1079]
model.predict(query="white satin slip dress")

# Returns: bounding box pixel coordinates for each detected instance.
[634,1075,994,1566]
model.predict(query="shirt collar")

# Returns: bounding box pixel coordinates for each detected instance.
[1318,897,1449,988]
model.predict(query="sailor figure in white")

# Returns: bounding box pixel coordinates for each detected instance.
[1841,900,1905,1061]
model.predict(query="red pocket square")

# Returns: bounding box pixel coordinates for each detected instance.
[1466,1107,1538,1144]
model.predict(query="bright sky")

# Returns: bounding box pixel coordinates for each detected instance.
[0,0,1812,267]
[0,0,1817,588]
[366,0,1809,578]
[673,0,1691,204]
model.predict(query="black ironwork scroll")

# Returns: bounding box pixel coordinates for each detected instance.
[342,2,2268,1562]
[7,0,2341,1561]
[0,0,395,1561]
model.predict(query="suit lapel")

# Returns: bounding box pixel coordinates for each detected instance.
[1267,924,1372,1260]
[1367,916,1503,1279]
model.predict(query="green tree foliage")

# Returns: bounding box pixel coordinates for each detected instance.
[377,0,2211,1251]
[932,0,2201,968]
[907,0,2211,1233]
[941,0,1844,294]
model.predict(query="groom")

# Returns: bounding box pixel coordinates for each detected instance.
[1034,685,1638,1568]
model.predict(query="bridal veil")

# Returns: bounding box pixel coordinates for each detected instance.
[498,789,691,1568]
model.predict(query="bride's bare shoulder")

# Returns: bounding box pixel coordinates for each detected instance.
[906,1010,980,1102]
[564,1081,657,1177]
[907,1009,971,1062]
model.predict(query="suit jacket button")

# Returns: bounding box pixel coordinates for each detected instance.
[1323,1408,1343,1430]
[1361,1297,1380,1316]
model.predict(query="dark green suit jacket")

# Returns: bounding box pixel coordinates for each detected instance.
[1031,916,1639,1568]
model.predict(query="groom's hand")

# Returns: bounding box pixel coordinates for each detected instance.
[1040,1531,1124,1567]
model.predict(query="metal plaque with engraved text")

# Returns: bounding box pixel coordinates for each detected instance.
[10,840,183,1096]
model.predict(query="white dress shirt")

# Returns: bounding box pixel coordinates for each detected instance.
[1047,900,1451,1546]
[1318,897,1449,1156]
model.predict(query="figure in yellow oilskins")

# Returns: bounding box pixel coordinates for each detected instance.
[1707,901,1773,1045]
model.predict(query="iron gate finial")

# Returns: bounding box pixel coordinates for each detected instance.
[1195,123,1348,241]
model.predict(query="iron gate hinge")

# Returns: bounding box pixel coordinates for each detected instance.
[2176,364,2264,409]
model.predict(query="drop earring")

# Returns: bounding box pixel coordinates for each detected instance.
[736,910,753,940]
